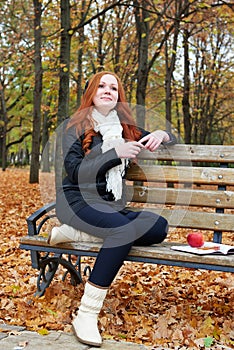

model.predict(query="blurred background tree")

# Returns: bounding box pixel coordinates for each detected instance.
[0,0,233,181]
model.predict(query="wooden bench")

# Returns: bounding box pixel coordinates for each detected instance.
[20,144,234,296]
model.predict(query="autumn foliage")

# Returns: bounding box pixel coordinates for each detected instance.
[0,169,233,348]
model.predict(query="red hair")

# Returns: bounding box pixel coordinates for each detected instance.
[67,71,141,154]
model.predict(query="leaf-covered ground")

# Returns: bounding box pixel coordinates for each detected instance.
[0,168,233,349]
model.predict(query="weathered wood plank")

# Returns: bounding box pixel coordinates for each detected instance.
[19,236,234,268]
[127,164,234,185]
[138,145,234,163]
[126,207,234,231]
[129,243,234,268]
[126,186,234,209]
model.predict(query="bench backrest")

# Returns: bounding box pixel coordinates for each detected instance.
[126,144,234,243]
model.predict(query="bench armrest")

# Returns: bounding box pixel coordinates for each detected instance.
[26,202,56,236]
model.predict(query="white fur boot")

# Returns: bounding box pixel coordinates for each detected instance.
[72,282,108,347]
[47,224,102,245]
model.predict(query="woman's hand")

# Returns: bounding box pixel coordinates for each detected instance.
[138,130,170,152]
[115,141,144,159]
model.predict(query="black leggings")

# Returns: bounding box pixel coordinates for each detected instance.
[68,203,168,287]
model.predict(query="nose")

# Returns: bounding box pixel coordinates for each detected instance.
[104,85,111,93]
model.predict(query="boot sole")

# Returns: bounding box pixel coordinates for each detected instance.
[72,324,102,347]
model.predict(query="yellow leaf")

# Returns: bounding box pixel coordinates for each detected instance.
[38,232,49,238]
[203,316,214,328]
[103,334,114,340]
[38,328,49,335]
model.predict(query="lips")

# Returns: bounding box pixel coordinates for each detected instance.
[101,96,112,101]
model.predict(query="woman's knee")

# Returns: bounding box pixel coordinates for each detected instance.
[159,217,169,242]
[134,213,168,245]
[152,214,168,242]
[136,211,168,233]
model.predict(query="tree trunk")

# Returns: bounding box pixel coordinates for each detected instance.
[165,40,173,132]
[0,83,7,171]
[182,0,192,143]
[77,26,84,108]
[57,0,71,125]
[76,0,90,107]
[56,0,71,189]
[182,23,192,143]
[135,0,149,128]
[164,1,180,133]
[30,0,42,183]
[165,9,180,131]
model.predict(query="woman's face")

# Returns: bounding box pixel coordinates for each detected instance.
[93,74,119,115]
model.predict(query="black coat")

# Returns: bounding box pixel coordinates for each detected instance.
[56,119,176,220]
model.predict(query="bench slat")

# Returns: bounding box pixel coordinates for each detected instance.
[126,186,234,209]
[126,207,234,231]
[127,165,234,185]
[138,145,234,163]
[19,236,234,269]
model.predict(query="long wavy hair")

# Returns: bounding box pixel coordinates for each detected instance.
[67,71,142,154]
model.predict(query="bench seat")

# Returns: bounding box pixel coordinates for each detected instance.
[20,235,234,272]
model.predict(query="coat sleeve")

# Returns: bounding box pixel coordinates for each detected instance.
[162,131,177,146]
[138,127,177,145]
[62,124,122,185]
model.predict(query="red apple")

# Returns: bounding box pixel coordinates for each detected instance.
[187,232,204,248]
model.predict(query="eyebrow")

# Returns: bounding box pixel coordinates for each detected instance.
[100,81,118,86]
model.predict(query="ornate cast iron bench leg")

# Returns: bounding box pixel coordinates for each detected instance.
[35,253,83,296]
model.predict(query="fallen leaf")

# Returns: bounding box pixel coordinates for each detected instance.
[0,169,233,348]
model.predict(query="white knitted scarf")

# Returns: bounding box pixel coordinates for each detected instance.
[92,108,127,200]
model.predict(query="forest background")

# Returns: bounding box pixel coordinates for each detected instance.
[0,1,234,348]
[0,0,233,183]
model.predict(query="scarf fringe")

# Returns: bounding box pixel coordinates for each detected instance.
[92,108,126,200]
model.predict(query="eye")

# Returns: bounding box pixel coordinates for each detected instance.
[111,86,118,91]
[98,83,104,88]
